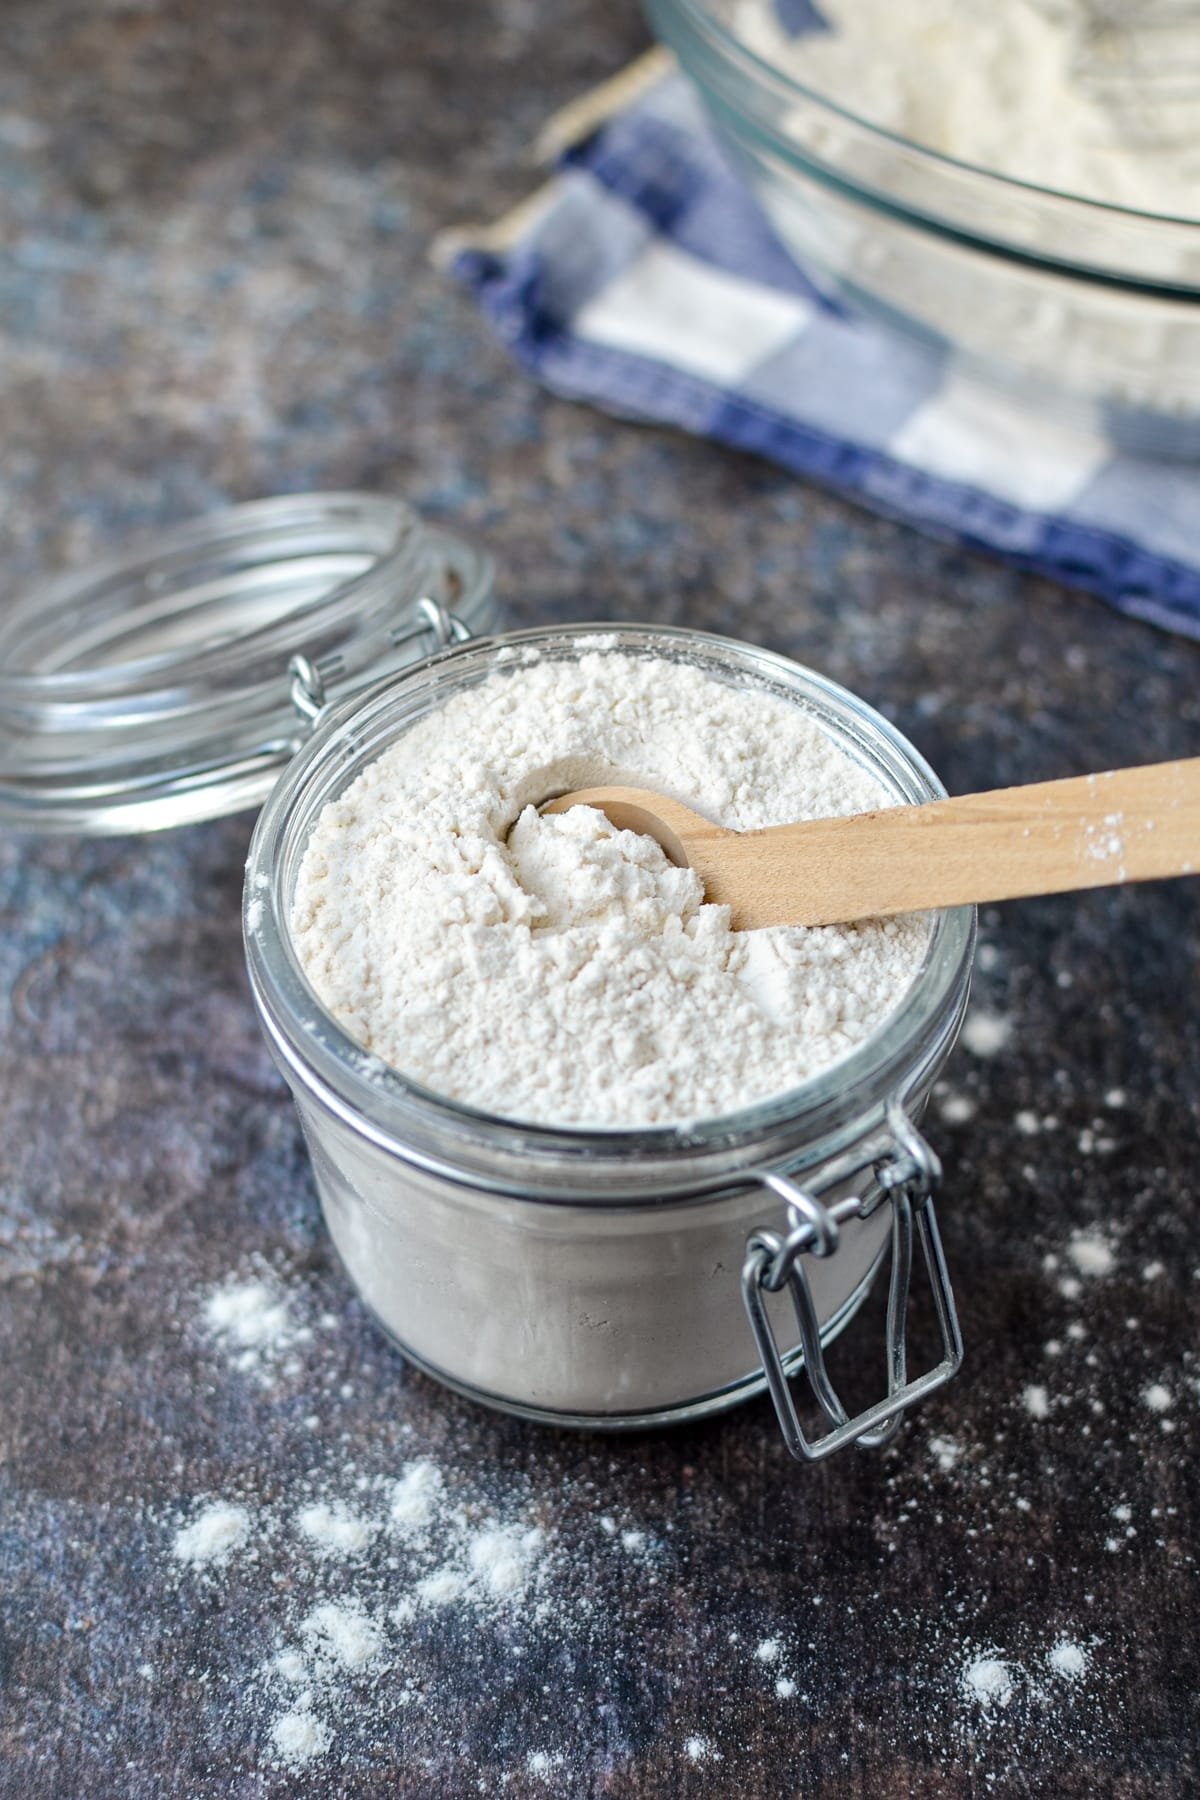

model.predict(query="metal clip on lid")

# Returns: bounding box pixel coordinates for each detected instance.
[742,1102,963,1462]
[288,596,473,732]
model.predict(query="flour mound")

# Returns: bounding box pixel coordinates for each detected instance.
[291,651,928,1127]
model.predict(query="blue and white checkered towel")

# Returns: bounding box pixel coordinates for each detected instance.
[451,64,1200,641]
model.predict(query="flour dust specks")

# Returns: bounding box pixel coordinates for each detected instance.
[961,1010,1011,1059]
[1023,1384,1051,1421]
[1048,1639,1089,1680]
[301,1602,384,1671]
[929,1435,963,1472]
[388,1459,443,1543]
[1066,1230,1115,1278]
[962,1655,1014,1710]
[172,1501,252,1568]
[295,1500,377,1557]
[205,1278,291,1350]
[200,1269,316,1386]
[271,1709,331,1769]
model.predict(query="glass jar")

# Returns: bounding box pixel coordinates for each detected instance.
[243,622,975,1461]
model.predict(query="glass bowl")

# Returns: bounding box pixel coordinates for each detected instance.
[647,0,1200,456]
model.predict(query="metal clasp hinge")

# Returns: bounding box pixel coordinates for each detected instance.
[741,1103,963,1464]
[287,597,472,732]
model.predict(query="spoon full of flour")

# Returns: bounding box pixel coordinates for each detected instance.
[542,757,1200,929]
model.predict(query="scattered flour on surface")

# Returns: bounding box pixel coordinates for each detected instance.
[1067,1231,1115,1278]
[962,1656,1014,1709]
[467,1524,545,1599]
[271,1709,332,1768]
[301,1602,384,1671]
[290,650,930,1129]
[295,1502,376,1556]
[172,1501,252,1567]
[939,1092,976,1125]
[389,1460,443,1542]
[274,1649,308,1684]
[201,1275,311,1385]
[1048,1640,1089,1681]
[166,1251,1173,1782]
[960,1012,1011,1059]
[205,1279,293,1350]
[414,1570,466,1608]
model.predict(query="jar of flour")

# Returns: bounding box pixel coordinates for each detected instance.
[0,496,974,1462]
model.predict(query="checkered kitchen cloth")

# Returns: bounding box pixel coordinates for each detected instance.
[447,55,1200,640]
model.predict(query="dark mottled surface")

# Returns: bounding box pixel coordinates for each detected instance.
[1,3,1199,1796]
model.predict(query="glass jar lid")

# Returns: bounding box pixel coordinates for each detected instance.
[0,491,496,834]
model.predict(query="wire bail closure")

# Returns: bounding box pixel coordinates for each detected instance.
[288,597,472,733]
[741,1102,963,1463]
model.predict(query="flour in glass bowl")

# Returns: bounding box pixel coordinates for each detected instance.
[736,0,1200,218]
[290,648,928,1128]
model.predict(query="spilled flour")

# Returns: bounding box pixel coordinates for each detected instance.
[203,1275,311,1384]
[143,1256,1200,1782]
[172,1502,252,1569]
[291,646,928,1128]
[168,1449,563,1769]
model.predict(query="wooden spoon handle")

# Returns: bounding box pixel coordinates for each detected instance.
[706,757,1200,928]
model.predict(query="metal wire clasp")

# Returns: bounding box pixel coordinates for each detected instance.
[287,596,472,732]
[741,1102,963,1463]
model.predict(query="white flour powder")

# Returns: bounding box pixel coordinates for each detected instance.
[733,1,1200,418]
[158,1262,1180,1780]
[291,649,927,1127]
[737,0,1200,217]
[172,1501,252,1568]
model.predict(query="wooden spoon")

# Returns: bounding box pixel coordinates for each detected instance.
[541,758,1200,930]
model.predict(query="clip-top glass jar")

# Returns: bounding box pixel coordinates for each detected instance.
[1,496,974,1463]
[244,623,975,1461]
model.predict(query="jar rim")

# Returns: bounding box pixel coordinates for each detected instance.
[245,621,975,1196]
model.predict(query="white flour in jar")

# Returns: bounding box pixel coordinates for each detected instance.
[290,648,927,1128]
